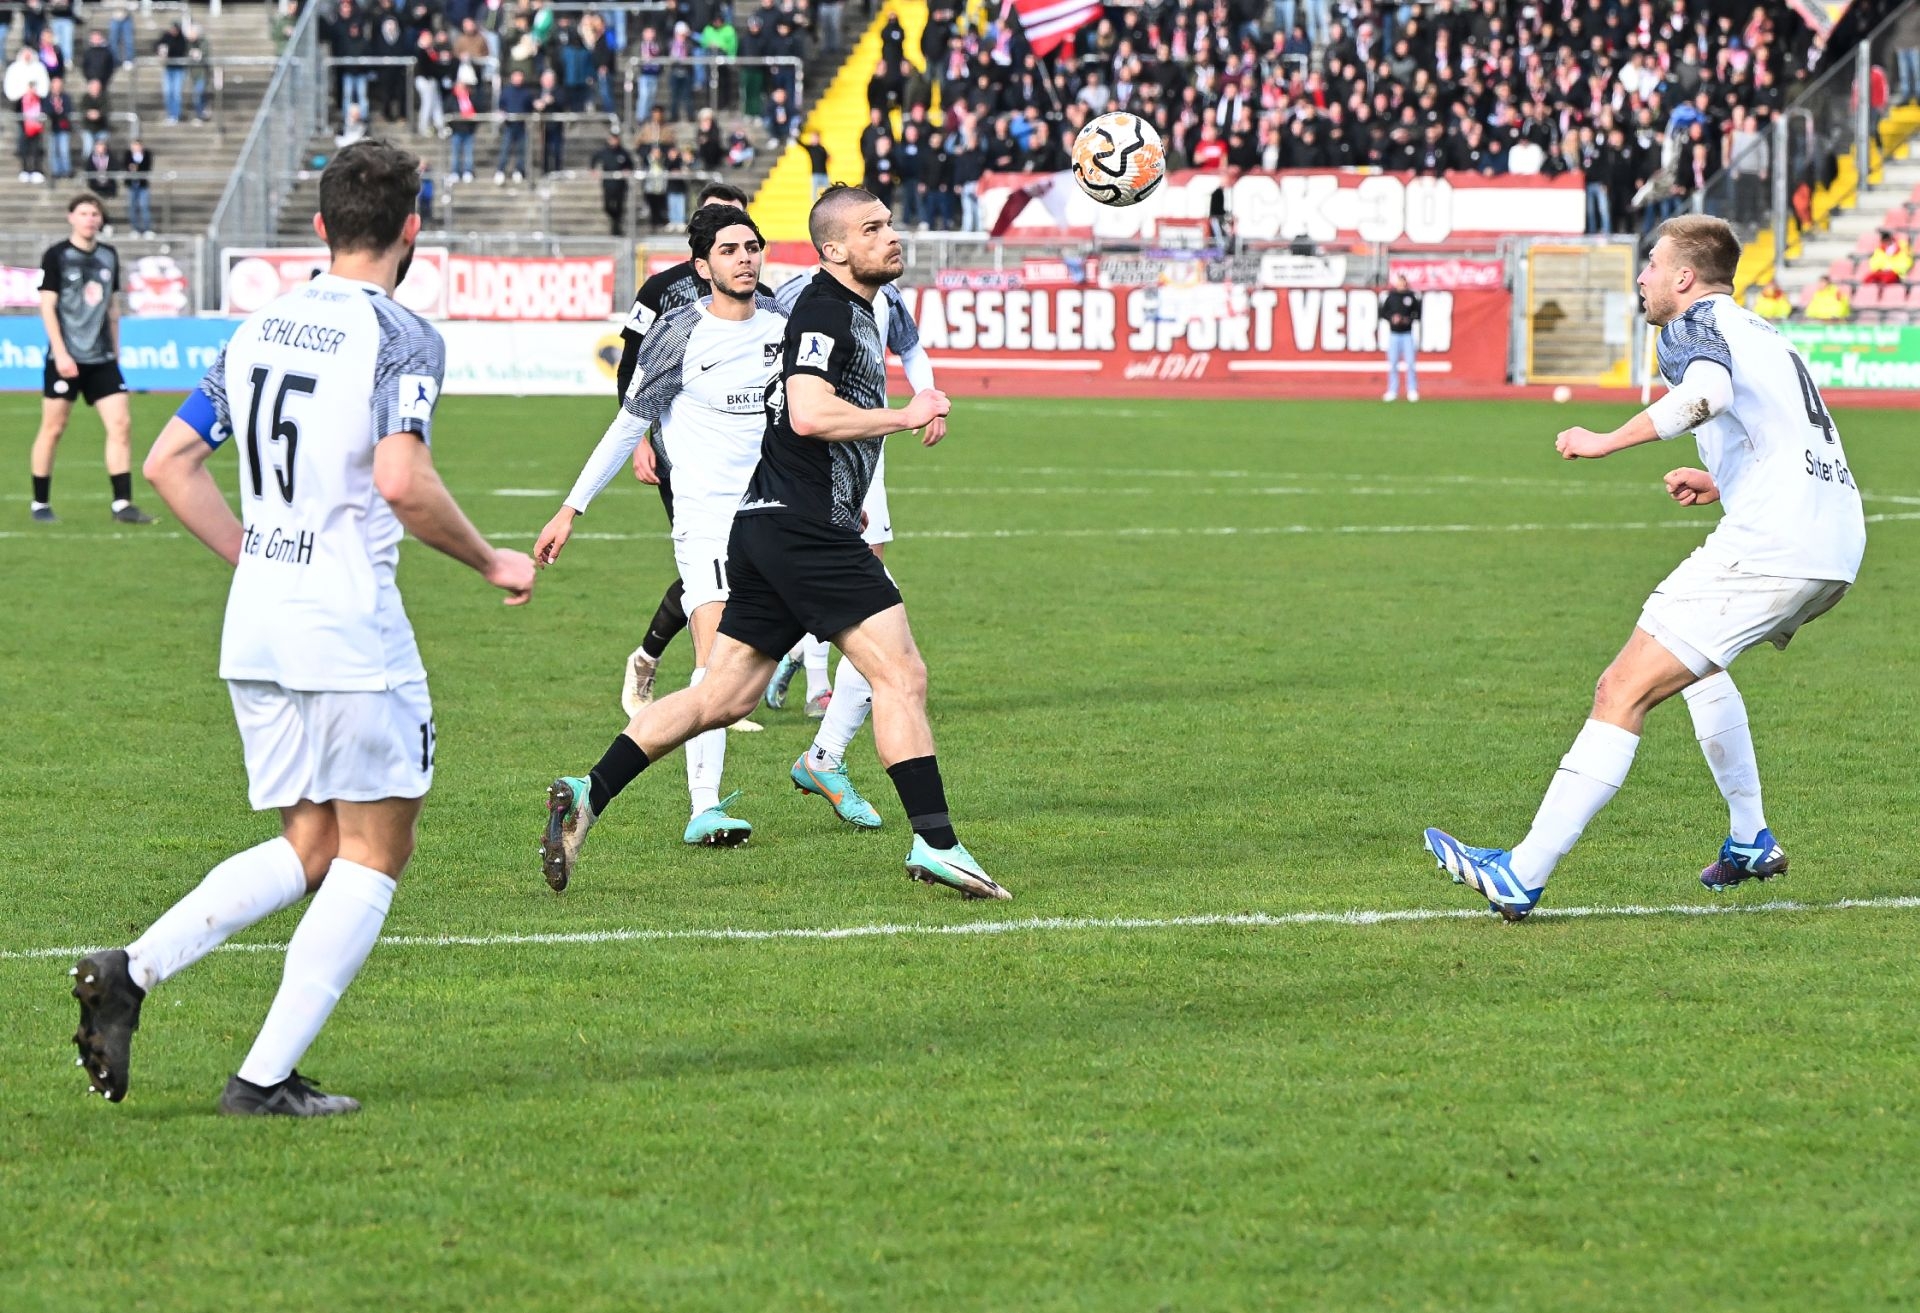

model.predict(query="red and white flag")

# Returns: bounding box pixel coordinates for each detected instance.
[1006,0,1102,57]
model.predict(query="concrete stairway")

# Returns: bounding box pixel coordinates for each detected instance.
[0,3,281,240]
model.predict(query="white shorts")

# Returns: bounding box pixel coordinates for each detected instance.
[229,679,434,811]
[1638,549,1850,677]
[673,521,732,614]
[861,450,892,546]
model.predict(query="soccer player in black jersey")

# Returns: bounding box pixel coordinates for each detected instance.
[30,195,152,524]
[542,185,1009,901]
[615,182,764,717]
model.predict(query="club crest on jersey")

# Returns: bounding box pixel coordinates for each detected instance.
[398,373,439,422]
[797,332,833,368]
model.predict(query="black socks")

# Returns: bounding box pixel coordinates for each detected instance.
[110,471,132,504]
[887,756,959,849]
[587,734,650,814]
[641,578,687,662]
[31,475,50,505]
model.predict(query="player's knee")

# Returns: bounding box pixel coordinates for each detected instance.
[873,651,928,705]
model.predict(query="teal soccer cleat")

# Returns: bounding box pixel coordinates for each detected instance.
[791,753,882,829]
[1423,827,1541,921]
[905,835,1011,900]
[684,790,752,847]
[541,776,597,893]
[764,652,801,709]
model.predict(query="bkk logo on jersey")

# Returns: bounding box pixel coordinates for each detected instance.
[797,332,833,369]
[398,373,439,422]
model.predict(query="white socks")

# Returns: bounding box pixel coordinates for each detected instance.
[1682,671,1767,842]
[802,636,831,701]
[1509,719,1640,891]
[809,656,874,769]
[685,666,724,814]
[126,836,310,992]
[236,859,395,1088]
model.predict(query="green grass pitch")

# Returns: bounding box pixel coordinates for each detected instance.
[3,393,1918,1311]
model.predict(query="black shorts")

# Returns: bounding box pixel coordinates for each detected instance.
[718,513,903,659]
[44,358,127,405]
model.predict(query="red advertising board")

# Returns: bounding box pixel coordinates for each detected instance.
[893,284,1511,395]
[444,254,616,320]
[224,247,451,317]
[982,169,1585,245]
[224,249,620,320]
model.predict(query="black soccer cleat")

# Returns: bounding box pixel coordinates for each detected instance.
[110,503,155,524]
[71,949,146,1102]
[30,505,58,524]
[217,1071,362,1118]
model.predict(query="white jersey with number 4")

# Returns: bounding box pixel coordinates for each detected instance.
[1657,292,1865,583]
[192,274,447,692]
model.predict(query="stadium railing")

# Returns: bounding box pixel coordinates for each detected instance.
[1699,3,1919,286]
[206,0,324,261]
[115,56,286,137]
[620,55,807,124]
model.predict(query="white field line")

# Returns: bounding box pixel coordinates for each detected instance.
[534,511,1920,545]
[8,895,1920,963]
[9,512,1920,548]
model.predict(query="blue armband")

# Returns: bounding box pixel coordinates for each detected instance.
[176,387,227,448]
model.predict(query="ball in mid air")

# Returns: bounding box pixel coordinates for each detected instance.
[1552,385,1573,403]
[1071,113,1167,208]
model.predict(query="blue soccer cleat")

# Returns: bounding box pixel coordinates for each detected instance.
[791,753,882,828]
[905,835,1011,901]
[1700,828,1789,891]
[1424,827,1541,921]
[684,790,752,847]
[764,652,801,709]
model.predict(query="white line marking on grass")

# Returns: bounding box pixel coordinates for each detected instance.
[8,896,1920,963]
[530,512,1920,545]
[0,530,186,541]
[489,488,562,497]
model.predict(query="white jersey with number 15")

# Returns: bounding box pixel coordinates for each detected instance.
[1657,292,1865,584]
[187,274,447,692]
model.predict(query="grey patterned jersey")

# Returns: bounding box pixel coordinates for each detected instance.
[740,270,890,532]
[39,240,120,364]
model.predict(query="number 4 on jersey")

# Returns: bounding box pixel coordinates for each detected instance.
[243,367,319,504]
[1790,353,1837,444]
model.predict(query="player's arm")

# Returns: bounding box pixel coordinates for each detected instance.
[372,321,534,603]
[147,352,242,563]
[39,290,76,377]
[787,373,948,441]
[537,321,685,564]
[886,293,947,447]
[614,275,665,396]
[1555,359,1733,460]
[146,415,244,564]
[375,435,532,605]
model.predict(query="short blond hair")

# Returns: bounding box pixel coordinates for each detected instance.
[1655,214,1741,288]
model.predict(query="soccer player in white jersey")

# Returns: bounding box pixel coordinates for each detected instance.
[1424,215,1865,920]
[759,269,943,831]
[534,205,784,871]
[68,141,537,1115]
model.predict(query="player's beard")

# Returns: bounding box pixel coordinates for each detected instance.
[849,246,905,286]
[395,239,417,290]
[714,271,758,303]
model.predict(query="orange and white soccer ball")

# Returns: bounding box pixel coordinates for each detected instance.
[1071,112,1166,207]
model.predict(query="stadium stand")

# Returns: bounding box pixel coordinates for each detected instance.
[0,2,280,240]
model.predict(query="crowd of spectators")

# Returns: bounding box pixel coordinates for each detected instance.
[309,0,818,187]
[850,0,1856,236]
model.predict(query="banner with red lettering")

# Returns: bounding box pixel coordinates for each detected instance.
[982,169,1585,244]
[894,284,1512,394]
[444,255,616,320]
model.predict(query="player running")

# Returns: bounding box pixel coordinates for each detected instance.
[614,181,762,718]
[535,205,783,867]
[541,184,1009,902]
[70,141,536,1115]
[1423,215,1865,920]
[761,268,943,832]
